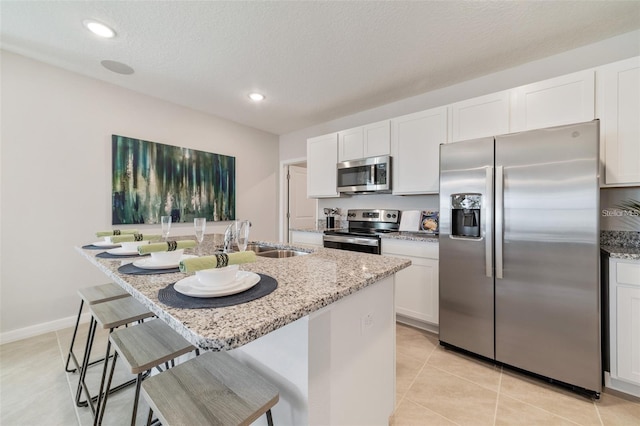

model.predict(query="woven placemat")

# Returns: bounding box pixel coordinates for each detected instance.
[158,274,277,309]
[118,263,179,275]
[96,251,149,259]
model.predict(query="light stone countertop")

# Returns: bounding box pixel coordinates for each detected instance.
[291,227,439,243]
[601,245,640,261]
[77,234,411,351]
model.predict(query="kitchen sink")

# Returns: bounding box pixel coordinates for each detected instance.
[245,243,276,253]
[256,249,309,258]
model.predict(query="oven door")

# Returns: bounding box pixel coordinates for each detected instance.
[323,234,381,255]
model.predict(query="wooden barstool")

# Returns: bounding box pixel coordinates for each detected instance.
[65,283,130,373]
[76,296,154,416]
[97,319,198,426]
[141,351,279,426]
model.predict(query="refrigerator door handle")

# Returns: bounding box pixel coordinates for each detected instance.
[495,165,504,279]
[485,166,494,278]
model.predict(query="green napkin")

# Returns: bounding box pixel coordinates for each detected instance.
[138,240,197,255]
[109,234,162,243]
[179,251,257,273]
[96,229,139,237]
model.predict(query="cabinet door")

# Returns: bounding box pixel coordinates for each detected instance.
[598,56,640,185]
[449,91,510,142]
[307,133,338,198]
[510,69,595,132]
[338,127,364,162]
[393,257,439,325]
[391,106,447,195]
[616,285,640,385]
[363,120,390,158]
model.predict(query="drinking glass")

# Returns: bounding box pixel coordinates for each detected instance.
[194,217,206,246]
[235,220,250,252]
[161,215,172,241]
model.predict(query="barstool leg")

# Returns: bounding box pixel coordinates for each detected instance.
[146,407,154,426]
[266,409,274,426]
[65,299,85,373]
[94,331,115,426]
[130,372,144,426]
[76,317,98,409]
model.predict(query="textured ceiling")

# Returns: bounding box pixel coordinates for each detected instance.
[2,1,639,135]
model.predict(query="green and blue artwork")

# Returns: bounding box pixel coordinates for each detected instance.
[112,135,235,224]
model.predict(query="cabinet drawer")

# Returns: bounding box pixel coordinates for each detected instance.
[617,262,640,286]
[382,239,438,259]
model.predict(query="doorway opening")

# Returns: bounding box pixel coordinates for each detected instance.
[281,159,317,243]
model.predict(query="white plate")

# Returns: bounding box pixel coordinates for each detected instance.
[92,240,121,248]
[174,271,260,298]
[106,247,143,256]
[133,255,197,270]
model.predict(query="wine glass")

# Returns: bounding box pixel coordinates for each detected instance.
[235,220,250,252]
[194,218,206,252]
[161,215,172,241]
[223,223,235,253]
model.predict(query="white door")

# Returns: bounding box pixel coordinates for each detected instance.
[288,165,316,236]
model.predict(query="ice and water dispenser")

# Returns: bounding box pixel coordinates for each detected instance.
[450,194,482,238]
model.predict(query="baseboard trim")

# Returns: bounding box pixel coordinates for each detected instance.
[0,312,91,345]
[396,314,439,335]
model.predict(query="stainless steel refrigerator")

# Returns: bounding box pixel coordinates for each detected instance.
[439,120,601,396]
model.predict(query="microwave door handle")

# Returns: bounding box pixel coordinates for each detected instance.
[370,165,376,184]
[485,166,493,278]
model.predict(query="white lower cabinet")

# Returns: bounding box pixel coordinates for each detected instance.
[607,258,640,397]
[382,239,439,332]
[290,230,323,247]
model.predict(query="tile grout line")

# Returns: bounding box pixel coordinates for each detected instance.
[492,365,503,426]
[593,396,605,426]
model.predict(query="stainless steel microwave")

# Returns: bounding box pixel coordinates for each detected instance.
[337,155,391,194]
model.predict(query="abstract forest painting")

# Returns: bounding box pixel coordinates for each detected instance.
[112,135,235,224]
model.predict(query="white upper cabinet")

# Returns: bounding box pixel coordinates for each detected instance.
[391,107,447,195]
[338,120,390,162]
[597,56,640,186]
[449,90,510,143]
[510,69,595,132]
[307,133,338,198]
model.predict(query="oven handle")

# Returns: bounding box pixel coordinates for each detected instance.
[323,235,380,247]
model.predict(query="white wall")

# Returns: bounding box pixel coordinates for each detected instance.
[0,51,279,339]
[279,30,640,217]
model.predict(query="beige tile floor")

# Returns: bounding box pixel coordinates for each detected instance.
[392,323,640,426]
[1,322,639,425]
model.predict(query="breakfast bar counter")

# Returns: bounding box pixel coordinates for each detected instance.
[77,234,411,425]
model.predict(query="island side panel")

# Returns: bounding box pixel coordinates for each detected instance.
[229,316,310,426]
[309,275,396,425]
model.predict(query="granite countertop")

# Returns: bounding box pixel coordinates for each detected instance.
[77,234,410,351]
[291,227,439,243]
[600,245,640,261]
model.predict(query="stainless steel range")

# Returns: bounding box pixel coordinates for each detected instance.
[323,209,400,254]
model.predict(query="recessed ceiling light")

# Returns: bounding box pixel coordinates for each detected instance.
[248,93,265,102]
[83,20,116,38]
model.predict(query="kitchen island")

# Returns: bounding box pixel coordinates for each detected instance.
[77,235,410,425]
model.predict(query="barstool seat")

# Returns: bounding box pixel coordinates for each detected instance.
[141,351,279,426]
[65,283,130,373]
[76,296,154,416]
[98,319,197,425]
